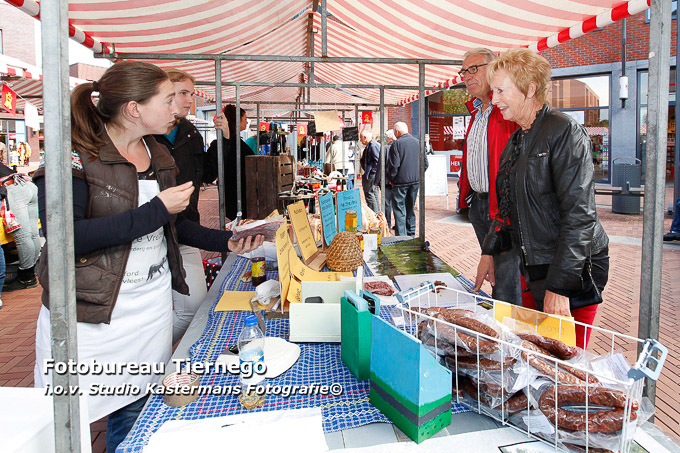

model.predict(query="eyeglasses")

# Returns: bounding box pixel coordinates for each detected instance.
[458,63,487,77]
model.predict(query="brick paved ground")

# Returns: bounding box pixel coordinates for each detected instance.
[1,179,678,450]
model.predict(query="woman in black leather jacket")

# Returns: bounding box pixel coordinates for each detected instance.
[473,49,609,345]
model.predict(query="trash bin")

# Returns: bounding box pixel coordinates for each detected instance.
[612,157,641,215]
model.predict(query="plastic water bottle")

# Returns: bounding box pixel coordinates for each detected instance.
[238,314,266,409]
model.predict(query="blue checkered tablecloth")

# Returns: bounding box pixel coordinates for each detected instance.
[118,256,477,452]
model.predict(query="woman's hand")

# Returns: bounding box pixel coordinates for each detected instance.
[474,255,495,291]
[157,182,194,215]
[543,290,571,317]
[228,234,265,254]
[213,113,230,139]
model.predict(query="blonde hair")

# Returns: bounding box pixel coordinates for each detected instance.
[165,68,195,84]
[487,48,551,105]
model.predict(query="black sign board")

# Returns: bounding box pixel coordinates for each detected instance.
[307,121,316,136]
[342,126,359,142]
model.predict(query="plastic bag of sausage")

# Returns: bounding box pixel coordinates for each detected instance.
[518,380,654,452]
[454,374,531,422]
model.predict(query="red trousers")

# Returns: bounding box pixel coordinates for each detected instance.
[520,277,598,349]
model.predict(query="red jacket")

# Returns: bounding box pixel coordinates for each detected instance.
[459,96,518,219]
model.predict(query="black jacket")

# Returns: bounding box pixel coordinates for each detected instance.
[154,118,211,223]
[482,105,608,296]
[386,133,429,186]
[360,140,380,178]
[205,137,254,221]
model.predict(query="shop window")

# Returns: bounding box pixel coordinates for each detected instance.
[550,75,611,182]
[638,69,677,181]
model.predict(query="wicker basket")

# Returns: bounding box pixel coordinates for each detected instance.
[327,231,363,272]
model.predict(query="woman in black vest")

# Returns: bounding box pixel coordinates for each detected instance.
[33,61,262,451]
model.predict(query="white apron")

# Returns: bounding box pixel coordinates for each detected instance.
[34,178,173,422]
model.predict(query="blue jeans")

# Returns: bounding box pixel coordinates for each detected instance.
[672,198,680,233]
[391,184,419,237]
[468,195,522,305]
[107,395,148,452]
[6,181,40,270]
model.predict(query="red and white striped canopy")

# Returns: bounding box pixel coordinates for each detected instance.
[4,0,651,106]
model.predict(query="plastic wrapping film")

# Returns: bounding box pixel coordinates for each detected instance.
[407,302,653,453]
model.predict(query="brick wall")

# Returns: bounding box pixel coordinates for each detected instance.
[0,4,37,66]
[387,105,410,130]
[540,12,677,69]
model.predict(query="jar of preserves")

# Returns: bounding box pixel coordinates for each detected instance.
[356,233,364,251]
[369,226,381,247]
[345,210,357,232]
[251,255,266,287]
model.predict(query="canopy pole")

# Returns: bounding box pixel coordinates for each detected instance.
[196,80,442,90]
[256,102,261,153]
[638,0,671,410]
[354,105,359,189]
[236,82,242,216]
[418,63,426,241]
[320,0,327,57]
[309,29,315,102]
[675,10,680,205]
[215,60,226,233]
[42,0,81,450]
[380,87,385,213]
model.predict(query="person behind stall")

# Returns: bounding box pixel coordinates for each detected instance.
[324,135,354,190]
[375,129,396,229]
[425,133,434,155]
[386,122,428,237]
[359,129,380,213]
[206,105,254,220]
[663,198,680,241]
[153,68,219,344]
[0,162,40,292]
[459,47,521,305]
[32,61,263,452]
[474,49,609,348]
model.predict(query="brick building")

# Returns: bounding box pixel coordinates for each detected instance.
[0,2,39,164]
[395,6,678,185]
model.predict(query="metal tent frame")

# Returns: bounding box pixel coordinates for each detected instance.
[34,0,670,451]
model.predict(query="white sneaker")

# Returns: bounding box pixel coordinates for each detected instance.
[0,298,3,310]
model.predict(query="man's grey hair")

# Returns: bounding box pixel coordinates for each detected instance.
[386,129,396,141]
[394,122,408,134]
[360,130,373,140]
[462,48,498,64]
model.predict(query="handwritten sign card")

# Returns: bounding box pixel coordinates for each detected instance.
[275,224,292,303]
[336,188,362,232]
[288,200,318,262]
[318,192,337,246]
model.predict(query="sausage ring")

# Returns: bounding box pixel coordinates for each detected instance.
[538,385,638,433]
[517,333,579,360]
[459,376,528,414]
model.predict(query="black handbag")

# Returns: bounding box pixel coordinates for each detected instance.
[569,257,603,310]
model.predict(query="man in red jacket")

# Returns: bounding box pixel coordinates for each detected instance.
[459,48,521,305]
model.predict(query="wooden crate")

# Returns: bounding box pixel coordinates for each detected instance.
[245,155,294,219]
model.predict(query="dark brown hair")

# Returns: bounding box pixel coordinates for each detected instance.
[222,104,247,138]
[71,61,169,157]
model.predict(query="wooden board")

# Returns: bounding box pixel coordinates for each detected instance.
[245,155,295,219]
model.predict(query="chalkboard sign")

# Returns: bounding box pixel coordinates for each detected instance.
[336,188,362,232]
[342,126,359,142]
[307,121,317,136]
[318,192,337,246]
